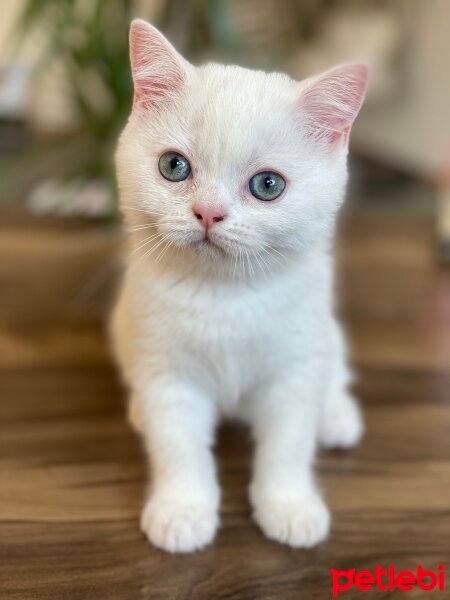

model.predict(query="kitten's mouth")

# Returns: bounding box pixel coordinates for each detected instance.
[201,235,215,246]
[194,234,227,256]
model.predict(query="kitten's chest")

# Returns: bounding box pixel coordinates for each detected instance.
[167,282,284,406]
[144,273,307,369]
[162,279,277,352]
[135,268,325,408]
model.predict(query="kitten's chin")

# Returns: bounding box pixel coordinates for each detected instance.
[192,238,229,261]
[163,232,231,265]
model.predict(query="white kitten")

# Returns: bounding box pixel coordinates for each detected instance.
[111,19,368,553]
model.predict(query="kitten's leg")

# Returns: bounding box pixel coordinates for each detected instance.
[248,376,330,548]
[318,387,364,449]
[318,321,364,449]
[136,379,220,553]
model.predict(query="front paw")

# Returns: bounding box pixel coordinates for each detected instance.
[319,393,364,449]
[140,496,219,553]
[252,493,330,549]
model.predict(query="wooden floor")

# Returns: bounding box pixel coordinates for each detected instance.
[1,211,450,599]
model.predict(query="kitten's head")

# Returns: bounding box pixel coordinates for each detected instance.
[117,19,368,278]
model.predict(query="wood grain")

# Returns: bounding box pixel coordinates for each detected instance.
[1,212,449,599]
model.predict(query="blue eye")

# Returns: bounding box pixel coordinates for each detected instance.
[159,151,191,182]
[249,171,286,201]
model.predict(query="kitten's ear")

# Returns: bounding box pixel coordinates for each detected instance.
[129,19,189,109]
[299,63,368,146]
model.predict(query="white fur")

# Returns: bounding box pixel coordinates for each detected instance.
[111,20,367,553]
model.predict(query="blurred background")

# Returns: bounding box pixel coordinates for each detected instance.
[1,0,449,219]
[2,3,450,597]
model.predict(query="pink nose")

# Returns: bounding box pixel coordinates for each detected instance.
[193,205,227,229]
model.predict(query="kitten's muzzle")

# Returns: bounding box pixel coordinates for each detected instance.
[192,205,227,232]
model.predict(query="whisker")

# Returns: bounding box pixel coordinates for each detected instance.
[126,223,160,232]
[252,248,269,279]
[265,243,285,260]
[131,231,165,256]
[133,233,173,270]
[155,240,173,264]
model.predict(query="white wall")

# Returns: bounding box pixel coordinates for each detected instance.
[352,0,450,179]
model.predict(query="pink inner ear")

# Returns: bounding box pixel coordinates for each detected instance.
[130,20,187,109]
[300,63,368,144]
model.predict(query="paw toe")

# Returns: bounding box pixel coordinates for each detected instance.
[141,499,218,553]
[253,494,330,548]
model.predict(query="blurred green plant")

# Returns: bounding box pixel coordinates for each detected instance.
[15,0,135,208]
